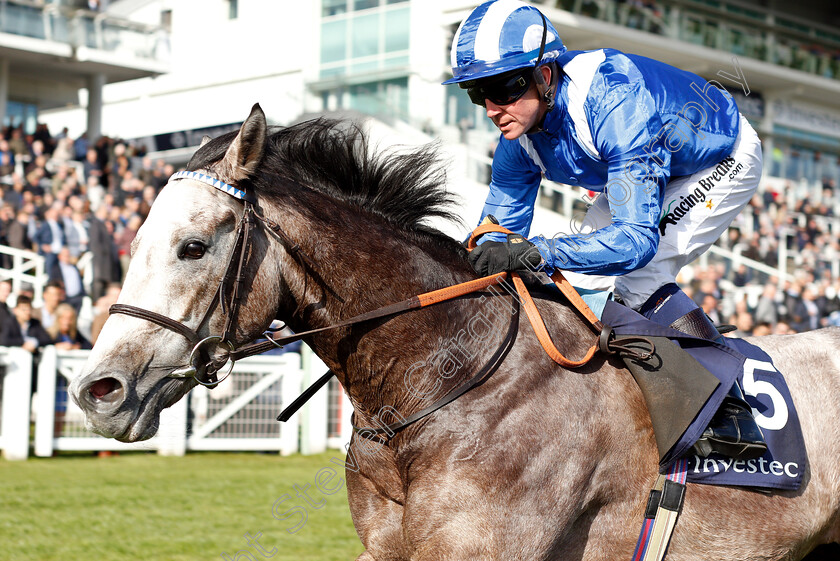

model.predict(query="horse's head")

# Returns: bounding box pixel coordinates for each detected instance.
[70,105,281,442]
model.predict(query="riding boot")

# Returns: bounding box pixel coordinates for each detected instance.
[639,284,767,461]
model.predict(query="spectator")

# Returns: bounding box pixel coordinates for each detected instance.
[51,137,74,165]
[7,208,33,252]
[73,132,89,161]
[0,204,13,250]
[36,281,65,331]
[88,204,121,302]
[64,209,90,258]
[0,279,13,324]
[773,320,795,335]
[791,285,821,332]
[728,311,754,338]
[752,323,772,336]
[731,263,752,287]
[3,174,25,209]
[700,293,722,326]
[0,295,53,352]
[0,139,15,177]
[47,303,91,350]
[83,148,103,185]
[32,203,65,273]
[753,284,779,327]
[50,247,85,311]
[137,156,155,186]
[116,214,142,279]
[8,129,28,158]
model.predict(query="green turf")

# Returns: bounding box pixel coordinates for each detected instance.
[0,451,361,560]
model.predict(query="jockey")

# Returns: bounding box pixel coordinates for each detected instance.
[446,0,766,460]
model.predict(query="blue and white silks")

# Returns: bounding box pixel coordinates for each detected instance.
[480,48,741,277]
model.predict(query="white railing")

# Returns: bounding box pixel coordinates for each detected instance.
[0,344,353,460]
[0,246,48,304]
[0,346,33,460]
[0,0,169,62]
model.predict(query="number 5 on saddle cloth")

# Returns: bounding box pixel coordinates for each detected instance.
[598,299,806,490]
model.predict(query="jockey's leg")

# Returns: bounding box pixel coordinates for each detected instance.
[615,115,766,460]
[639,282,767,460]
[615,114,763,310]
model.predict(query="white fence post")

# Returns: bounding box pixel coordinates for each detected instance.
[156,397,187,456]
[279,366,301,456]
[1,347,33,461]
[300,346,328,455]
[34,346,57,458]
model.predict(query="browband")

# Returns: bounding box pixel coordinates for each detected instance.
[169,170,256,203]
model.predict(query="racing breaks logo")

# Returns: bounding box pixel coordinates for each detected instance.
[659,157,742,235]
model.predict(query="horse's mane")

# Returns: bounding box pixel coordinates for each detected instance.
[187,118,466,257]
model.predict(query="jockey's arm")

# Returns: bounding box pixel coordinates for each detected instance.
[477,138,543,243]
[532,76,671,276]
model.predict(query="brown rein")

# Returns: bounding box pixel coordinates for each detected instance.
[109,192,651,430]
[238,224,617,368]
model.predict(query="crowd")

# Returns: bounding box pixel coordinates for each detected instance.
[682,178,840,336]
[0,121,172,356]
[1,119,839,359]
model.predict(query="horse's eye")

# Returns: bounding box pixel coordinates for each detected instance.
[181,242,206,260]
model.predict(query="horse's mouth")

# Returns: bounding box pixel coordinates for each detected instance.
[87,376,195,442]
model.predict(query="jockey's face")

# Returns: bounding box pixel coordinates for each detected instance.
[484,65,551,140]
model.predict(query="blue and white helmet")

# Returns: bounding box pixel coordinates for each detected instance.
[443,0,566,85]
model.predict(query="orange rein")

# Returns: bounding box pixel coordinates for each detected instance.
[237,224,608,371]
[465,224,605,368]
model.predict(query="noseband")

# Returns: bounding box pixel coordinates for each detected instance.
[110,171,267,387]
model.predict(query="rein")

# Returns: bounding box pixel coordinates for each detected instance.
[109,171,652,431]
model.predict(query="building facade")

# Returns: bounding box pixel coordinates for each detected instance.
[13,0,840,193]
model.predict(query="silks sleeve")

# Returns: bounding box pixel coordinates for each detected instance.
[478,137,543,243]
[532,58,669,275]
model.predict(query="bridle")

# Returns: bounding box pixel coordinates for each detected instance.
[110,170,287,387]
[108,170,527,389]
[109,169,653,437]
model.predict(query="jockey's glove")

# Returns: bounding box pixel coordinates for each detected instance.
[468,234,543,276]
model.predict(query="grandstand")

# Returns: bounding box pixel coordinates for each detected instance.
[1,0,840,458]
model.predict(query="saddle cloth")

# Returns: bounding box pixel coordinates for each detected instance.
[601,300,806,491]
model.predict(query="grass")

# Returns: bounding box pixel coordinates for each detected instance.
[0,451,361,561]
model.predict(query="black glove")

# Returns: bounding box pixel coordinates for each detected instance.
[468,234,543,276]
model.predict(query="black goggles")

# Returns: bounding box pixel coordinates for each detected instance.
[464,70,533,107]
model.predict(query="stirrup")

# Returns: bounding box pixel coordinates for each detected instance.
[691,384,767,460]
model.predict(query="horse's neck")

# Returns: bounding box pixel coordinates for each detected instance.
[272,199,484,416]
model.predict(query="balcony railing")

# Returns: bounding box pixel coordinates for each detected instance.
[0,0,169,62]
[555,0,840,82]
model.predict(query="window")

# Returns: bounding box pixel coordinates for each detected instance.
[323,0,347,17]
[321,19,347,63]
[320,4,410,78]
[384,7,409,52]
[352,13,379,58]
[354,0,379,11]
[347,78,409,119]
[3,101,38,134]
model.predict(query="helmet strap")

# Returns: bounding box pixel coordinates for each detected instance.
[532,12,558,112]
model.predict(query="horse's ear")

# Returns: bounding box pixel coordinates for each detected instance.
[199,135,211,147]
[218,103,267,183]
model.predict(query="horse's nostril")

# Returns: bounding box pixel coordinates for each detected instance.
[88,377,124,403]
